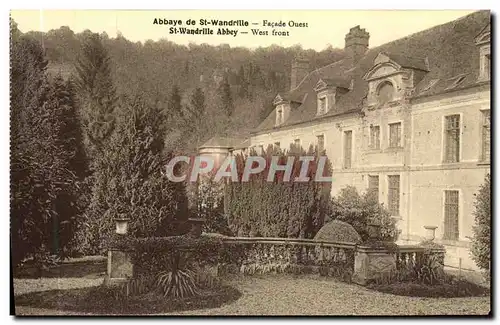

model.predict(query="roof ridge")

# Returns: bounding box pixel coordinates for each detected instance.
[368,10,485,54]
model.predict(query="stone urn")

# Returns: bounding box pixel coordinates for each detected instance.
[423,225,438,241]
[114,217,130,235]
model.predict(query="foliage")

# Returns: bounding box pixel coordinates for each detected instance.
[156,268,199,298]
[109,234,227,299]
[16,22,346,154]
[227,144,332,239]
[75,32,117,159]
[313,220,362,243]
[190,172,233,236]
[109,234,225,275]
[218,75,233,118]
[470,173,490,277]
[329,186,399,242]
[10,35,85,267]
[80,96,190,254]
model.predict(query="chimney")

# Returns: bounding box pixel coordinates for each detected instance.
[345,25,369,63]
[290,57,309,90]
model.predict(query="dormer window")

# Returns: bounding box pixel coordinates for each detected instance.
[313,78,349,116]
[364,52,429,107]
[475,23,490,82]
[276,106,284,126]
[479,49,491,81]
[377,81,395,104]
[445,75,467,91]
[273,94,293,127]
[318,96,327,115]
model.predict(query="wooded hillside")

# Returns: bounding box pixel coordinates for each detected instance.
[20,25,345,152]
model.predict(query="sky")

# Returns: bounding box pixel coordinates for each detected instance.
[10,10,476,51]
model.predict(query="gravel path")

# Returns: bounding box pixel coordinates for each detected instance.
[166,276,491,316]
[14,275,490,316]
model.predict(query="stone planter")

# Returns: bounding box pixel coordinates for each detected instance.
[352,245,397,285]
[423,225,438,241]
[104,217,133,286]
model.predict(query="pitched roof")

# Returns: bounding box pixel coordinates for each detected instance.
[199,136,246,149]
[255,10,490,133]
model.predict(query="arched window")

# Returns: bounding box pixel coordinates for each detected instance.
[377,81,395,104]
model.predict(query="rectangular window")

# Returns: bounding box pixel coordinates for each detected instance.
[443,190,459,241]
[276,108,283,126]
[318,97,327,115]
[482,110,490,162]
[317,135,325,153]
[343,131,352,168]
[368,175,379,201]
[389,122,402,148]
[485,54,491,80]
[444,115,460,163]
[387,175,400,216]
[370,125,380,149]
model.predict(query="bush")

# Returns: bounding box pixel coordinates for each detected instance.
[330,186,399,242]
[471,174,490,278]
[108,234,229,299]
[227,144,332,239]
[313,220,362,243]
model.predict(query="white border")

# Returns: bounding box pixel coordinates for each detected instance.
[4,1,499,323]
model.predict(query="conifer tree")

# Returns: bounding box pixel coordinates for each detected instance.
[168,84,183,120]
[75,32,117,160]
[84,95,189,251]
[218,75,233,118]
[11,37,85,266]
[237,65,248,98]
[184,87,206,134]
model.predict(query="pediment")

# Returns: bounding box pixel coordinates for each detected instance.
[363,62,400,81]
[273,93,288,105]
[314,79,328,92]
[373,52,392,65]
[475,24,490,45]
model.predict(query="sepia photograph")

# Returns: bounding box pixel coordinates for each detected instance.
[9,8,491,316]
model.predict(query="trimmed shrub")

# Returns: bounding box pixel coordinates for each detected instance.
[313,220,362,243]
[227,144,332,239]
[471,173,490,278]
[330,186,399,242]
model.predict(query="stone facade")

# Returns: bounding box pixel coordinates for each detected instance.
[204,11,491,271]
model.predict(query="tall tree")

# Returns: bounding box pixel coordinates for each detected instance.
[471,174,491,278]
[83,95,190,252]
[218,75,233,118]
[11,36,84,267]
[75,33,117,161]
[168,85,183,119]
[237,65,248,99]
[48,76,88,255]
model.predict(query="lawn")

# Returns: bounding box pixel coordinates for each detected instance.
[14,273,490,316]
